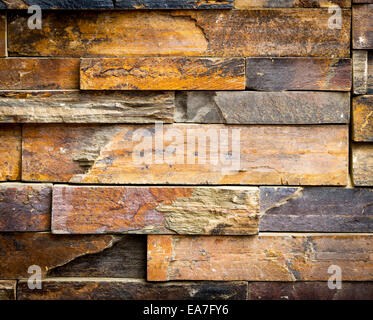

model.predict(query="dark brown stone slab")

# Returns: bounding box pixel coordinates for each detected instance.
[260,187,373,232]
[250,282,373,300]
[18,279,247,300]
[0,183,51,232]
[49,236,146,279]
[246,58,351,91]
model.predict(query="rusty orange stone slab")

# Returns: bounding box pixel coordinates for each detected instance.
[22,124,348,185]
[0,58,80,90]
[80,58,245,90]
[8,10,350,57]
[52,185,260,235]
[0,125,21,181]
[147,234,373,281]
[0,233,118,279]
[353,95,373,141]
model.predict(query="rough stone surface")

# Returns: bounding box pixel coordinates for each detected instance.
[352,144,373,186]
[8,10,350,57]
[17,279,247,300]
[0,58,79,90]
[0,125,21,181]
[80,58,245,90]
[115,0,234,9]
[49,236,146,279]
[353,5,373,49]
[0,0,114,8]
[52,186,260,235]
[246,58,351,91]
[260,187,373,232]
[353,95,373,141]
[175,91,350,124]
[22,124,348,185]
[147,234,373,281]
[0,183,51,232]
[249,282,373,300]
[0,0,233,9]
[0,281,16,300]
[0,91,175,123]
[353,50,368,94]
[0,233,118,279]
[0,14,5,57]
[236,0,350,8]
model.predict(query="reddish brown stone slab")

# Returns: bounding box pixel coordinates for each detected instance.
[0,125,21,181]
[22,124,348,185]
[147,234,373,281]
[250,282,373,300]
[0,233,118,279]
[18,279,247,300]
[353,5,373,49]
[52,186,260,235]
[0,58,79,90]
[246,58,351,91]
[80,58,245,90]
[0,183,51,232]
[8,10,350,57]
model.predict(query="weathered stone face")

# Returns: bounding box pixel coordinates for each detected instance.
[22,124,348,185]
[52,186,260,235]
[353,5,373,49]
[148,234,373,281]
[249,282,373,300]
[0,281,16,300]
[0,0,234,9]
[175,91,350,124]
[353,144,373,186]
[246,58,351,91]
[235,0,351,8]
[0,233,119,279]
[0,183,52,232]
[0,58,80,90]
[0,91,175,124]
[260,187,373,232]
[17,279,247,300]
[80,58,246,90]
[0,125,21,181]
[8,10,350,57]
[353,95,373,141]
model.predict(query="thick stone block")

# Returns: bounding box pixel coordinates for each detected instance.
[22,124,348,185]
[0,125,21,181]
[0,91,174,123]
[148,234,373,281]
[52,186,260,235]
[8,10,350,57]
